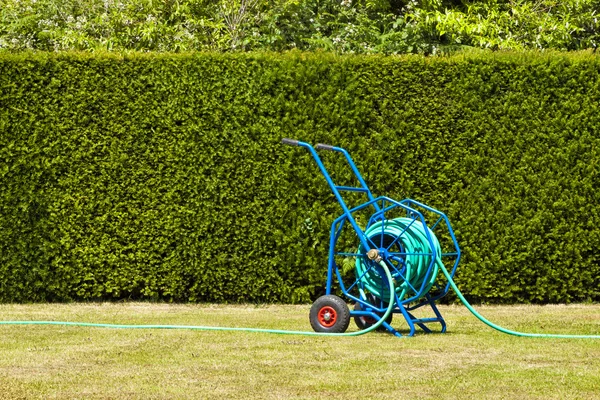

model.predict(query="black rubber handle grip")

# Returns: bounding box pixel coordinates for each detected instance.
[315,143,335,151]
[281,138,300,146]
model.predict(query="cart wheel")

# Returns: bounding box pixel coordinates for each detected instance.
[353,298,393,331]
[309,295,350,333]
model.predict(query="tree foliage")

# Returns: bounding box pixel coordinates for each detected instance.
[425,0,599,50]
[0,0,597,54]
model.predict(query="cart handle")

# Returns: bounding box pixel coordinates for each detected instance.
[315,143,335,151]
[315,144,376,208]
[281,138,300,146]
[281,138,373,250]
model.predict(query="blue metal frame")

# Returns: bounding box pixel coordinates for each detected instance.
[285,140,460,336]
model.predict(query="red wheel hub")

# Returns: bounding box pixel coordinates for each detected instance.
[318,306,337,327]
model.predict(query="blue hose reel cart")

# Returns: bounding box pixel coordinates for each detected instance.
[283,139,461,337]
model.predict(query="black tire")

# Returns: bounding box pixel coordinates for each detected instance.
[309,295,351,333]
[353,296,393,331]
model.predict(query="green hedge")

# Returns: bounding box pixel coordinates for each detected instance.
[1,51,599,304]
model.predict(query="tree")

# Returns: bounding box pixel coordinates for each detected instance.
[0,0,597,53]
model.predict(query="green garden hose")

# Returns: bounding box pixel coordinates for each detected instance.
[357,218,442,301]
[374,219,600,339]
[0,230,598,338]
[0,261,396,337]
[439,264,600,339]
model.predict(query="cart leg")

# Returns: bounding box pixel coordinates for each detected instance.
[426,294,447,333]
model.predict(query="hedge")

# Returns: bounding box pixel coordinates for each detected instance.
[1,51,599,304]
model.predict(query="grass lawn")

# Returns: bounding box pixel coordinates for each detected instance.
[0,302,599,399]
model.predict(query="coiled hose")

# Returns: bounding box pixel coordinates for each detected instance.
[0,224,599,338]
[356,217,442,301]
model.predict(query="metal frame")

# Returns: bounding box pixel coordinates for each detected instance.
[283,139,461,336]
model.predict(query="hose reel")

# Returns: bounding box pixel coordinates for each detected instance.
[281,140,460,337]
[357,217,443,302]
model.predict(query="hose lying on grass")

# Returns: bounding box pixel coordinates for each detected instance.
[0,257,598,339]
[0,261,395,337]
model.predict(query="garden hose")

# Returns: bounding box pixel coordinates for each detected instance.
[0,262,396,337]
[439,264,600,339]
[357,219,600,339]
[0,233,598,338]
[357,217,442,301]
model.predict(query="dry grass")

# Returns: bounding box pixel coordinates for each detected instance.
[0,302,599,399]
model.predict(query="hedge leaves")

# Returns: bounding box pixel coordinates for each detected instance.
[1,51,599,303]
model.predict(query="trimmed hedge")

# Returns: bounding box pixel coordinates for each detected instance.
[1,51,599,304]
